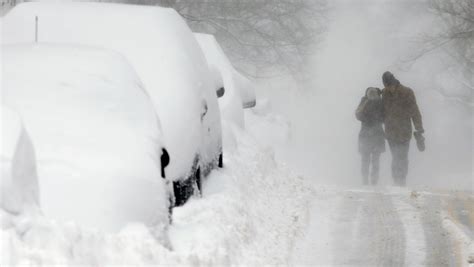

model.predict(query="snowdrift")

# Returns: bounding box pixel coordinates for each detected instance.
[0,101,312,265]
[2,44,167,233]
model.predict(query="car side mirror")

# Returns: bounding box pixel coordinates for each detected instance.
[243,99,256,109]
[233,70,256,109]
[160,148,170,178]
[209,65,225,98]
[216,87,225,98]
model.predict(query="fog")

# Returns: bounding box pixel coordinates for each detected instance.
[1,0,470,191]
[262,0,472,190]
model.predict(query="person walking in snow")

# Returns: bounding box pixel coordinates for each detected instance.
[381,71,424,186]
[356,87,385,185]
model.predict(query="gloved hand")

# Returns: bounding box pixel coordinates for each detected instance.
[414,131,425,152]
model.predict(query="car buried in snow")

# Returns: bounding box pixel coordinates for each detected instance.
[3,2,224,206]
[194,33,257,129]
[2,44,170,232]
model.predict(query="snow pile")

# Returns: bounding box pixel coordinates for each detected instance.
[442,206,474,267]
[245,99,291,155]
[0,218,173,265]
[2,44,167,233]
[0,100,312,265]
[1,106,39,216]
[170,107,311,265]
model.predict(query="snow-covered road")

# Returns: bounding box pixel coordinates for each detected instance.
[292,187,473,266]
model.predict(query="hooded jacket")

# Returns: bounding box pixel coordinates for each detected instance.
[356,96,385,154]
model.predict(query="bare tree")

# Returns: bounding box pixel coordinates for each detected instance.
[0,0,17,15]
[412,0,473,106]
[83,0,329,79]
[172,0,327,79]
[428,0,473,62]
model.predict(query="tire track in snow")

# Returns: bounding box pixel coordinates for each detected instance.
[370,192,405,267]
[443,192,474,266]
[331,191,363,265]
[332,191,406,266]
[391,193,427,266]
[414,194,454,266]
[292,188,469,266]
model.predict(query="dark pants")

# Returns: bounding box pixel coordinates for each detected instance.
[388,140,410,186]
[361,152,380,185]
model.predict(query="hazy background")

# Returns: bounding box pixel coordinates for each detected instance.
[263,0,472,190]
[1,0,472,190]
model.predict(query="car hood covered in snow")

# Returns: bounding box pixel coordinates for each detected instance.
[2,2,218,180]
[2,44,168,232]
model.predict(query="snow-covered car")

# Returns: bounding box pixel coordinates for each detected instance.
[3,2,223,206]
[194,33,257,128]
[2,44,169,232]
[1,106,39,216]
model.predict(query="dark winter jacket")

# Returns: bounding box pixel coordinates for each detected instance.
[382,83,423,143]
[356,97,385,154]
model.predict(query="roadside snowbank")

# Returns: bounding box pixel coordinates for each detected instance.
[442,209,474,267]
[0,101,312,265]
[170,108,312,264]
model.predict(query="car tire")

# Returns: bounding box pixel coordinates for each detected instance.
[195,168,202,195]
[168,196,173,223]
[173,167,201,207]
[218,153,223,168]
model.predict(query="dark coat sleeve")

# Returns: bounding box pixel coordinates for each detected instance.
[408,88,424,133]
[355,97,368,121]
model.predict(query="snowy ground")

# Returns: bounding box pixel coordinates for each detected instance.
[1,98,473,266]
[292,186,474,266]
[2,1,472,266]
[0,101,314,265]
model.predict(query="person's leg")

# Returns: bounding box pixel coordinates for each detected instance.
[398,141,410,186]
[388,140,402,186]
[371,152,380,185]
[361,152,370,185]
[388,140,410,186]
